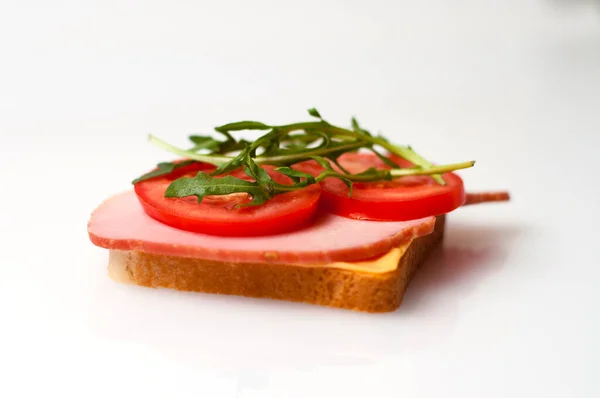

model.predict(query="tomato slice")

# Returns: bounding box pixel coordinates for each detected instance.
[293,152,465,221]
[134,162,321,236]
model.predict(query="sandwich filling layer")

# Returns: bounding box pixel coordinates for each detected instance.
[88,191,435,265]
[108,241,411,280]
[102,216,446,313]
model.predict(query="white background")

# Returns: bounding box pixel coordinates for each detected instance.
[1,1,599,397]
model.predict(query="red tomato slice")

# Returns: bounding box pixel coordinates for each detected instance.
[293,152,465,221]
[134,162,321,236]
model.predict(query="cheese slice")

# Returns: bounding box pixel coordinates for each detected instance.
[322,241,410,274]
[108,241,410,284]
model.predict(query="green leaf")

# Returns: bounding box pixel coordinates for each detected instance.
[188,135,222,152]
[274,167,316,184]
[219,138,251,154]
[282,132,322,149]
[265,130,330,158]
[309,130,331,150]
[307,108,322,119]
[165,172,271,207]
[328,156,351,174]
[353,167,393,181]
[282,142,309,151]
[215,121,271,133]
[314,168,354,196]
[142,109,476,204]
[258,136,282,157]
[344,179,354,197]
[308,155,334,170]
[189,135,217,145]
[243,162,273,190]
[370,147,400,168]
[132,160,196,184]
[321,140,360,160]
[351,116,371,136]
[215,129,236,143]
[211,155,245,176]
[376,135,390,143]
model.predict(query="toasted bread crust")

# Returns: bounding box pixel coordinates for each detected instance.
[109,216,445,312]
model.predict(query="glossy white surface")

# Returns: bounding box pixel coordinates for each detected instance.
[1,1,599,397]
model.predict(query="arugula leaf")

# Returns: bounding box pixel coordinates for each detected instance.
[188,135,217,145]
[219,138,251,153]
[139,108,477,204]
[329,156,351,174]
[308,155,334,170]
[188,135,222,152]
[351,117,372,136]
[243,161,274,193]
[345,179,354,197]
[258,135,282,157]
[307,108,322,119]
[215,121,271,133]
[324,141,359,160]
[282,141,309,151]
[353,167,393,181]
[211,154,245,176]
[274,167,316,184]
[308,130,330,150]
[188,134,251,155]
[215,129,236,143]
[306,155,356,196]
[282,132,322,150]
[165,172,271,207]
[132,160,196,184]
[370,147,400,168]
[314,169,354,197]
[210,145,257,176]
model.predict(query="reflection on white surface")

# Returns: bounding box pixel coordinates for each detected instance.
[86,218,522,371]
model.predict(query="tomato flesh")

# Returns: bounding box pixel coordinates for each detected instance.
[293,152,465,221]
[134,162,321,236]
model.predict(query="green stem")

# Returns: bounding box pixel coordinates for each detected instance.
[264,121,448,184]
[389,161,475,177]
[273,122,449,184]
[314,161,475,183]
[150,134,367,166]
[148,135,231,166]
[315,171,378,183]
[150,120,474,185]
[256,141,366,164]
[371,139,445,184]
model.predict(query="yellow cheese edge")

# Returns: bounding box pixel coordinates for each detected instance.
[108,240,412,280]
[322,240,411,274]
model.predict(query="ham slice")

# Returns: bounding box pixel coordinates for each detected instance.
[88,191,435,265]
[464,191,510,205]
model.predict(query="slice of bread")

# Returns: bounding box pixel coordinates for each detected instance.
[107,215,445,312]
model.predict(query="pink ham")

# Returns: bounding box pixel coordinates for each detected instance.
[88,191,435,265]
[464,191,510,205]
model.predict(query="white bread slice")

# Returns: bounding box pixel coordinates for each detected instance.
[105,216,445,312]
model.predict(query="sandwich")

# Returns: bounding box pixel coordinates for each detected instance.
[88,108,509,312]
